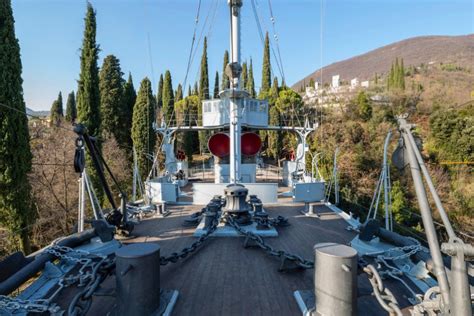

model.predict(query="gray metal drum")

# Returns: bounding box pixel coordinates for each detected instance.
[313,243,358,316]
[115,243,161,316]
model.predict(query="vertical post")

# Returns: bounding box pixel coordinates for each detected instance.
[132,147,137,202]
[449,246,471,316]
[333,148,339,205]
[382,131,392,230]
[228,0,243,184]
[78,169,86,232]
[398,118,450,307]
[313,243,357,315]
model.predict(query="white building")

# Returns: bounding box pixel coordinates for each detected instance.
[361,81,370,88]
[332,75,340,89]
[350,78,359,90]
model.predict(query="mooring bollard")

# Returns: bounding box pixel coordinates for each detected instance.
[313,243,358,316]
[116,243,161,316]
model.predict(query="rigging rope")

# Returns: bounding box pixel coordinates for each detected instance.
[250,0,283,80]
[182,0,202,92]
[267,0,285,83]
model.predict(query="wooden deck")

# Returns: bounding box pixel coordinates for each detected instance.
[110,201,413,315]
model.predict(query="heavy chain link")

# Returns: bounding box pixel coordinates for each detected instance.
[160,216,219,265]
[0,245,112,315]
[226,215,314,269]
[363,264,403,316]
[67,256,115,316]
[364,237,422,262]
[0,296,62,314]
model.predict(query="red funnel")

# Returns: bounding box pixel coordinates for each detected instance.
[241,132,262,156]
[208,133,230,158]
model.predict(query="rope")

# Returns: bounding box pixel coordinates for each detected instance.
[250,0,282,80]
[182,0,202,91]
[267,0,285,82]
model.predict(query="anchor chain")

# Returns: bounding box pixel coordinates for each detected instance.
[160,216,219,265]
[0,245,114,316]
[0,296,62,315]
[363,264,403,316]
[226,215,314,269]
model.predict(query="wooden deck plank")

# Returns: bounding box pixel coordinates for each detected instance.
[121,202,362,315]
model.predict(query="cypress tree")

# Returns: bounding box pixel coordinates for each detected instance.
[131,78,156,179]
[76,2,102,200]
[77,2,100,138]
[65,91,77,123]
[122,73,136,150]
[175,83,183,102]
[270,77,279,104]
[221,50,230,90]
[187,84,192,97]
[268,106,283,159]
[50,92,63,127]
[399,58,405,90]
[199,37,209,100]
[0,0,35,253]
[213,71,220,98]
[261,32,272,94]
[99,54,124,141]
[247,59,256,98]
[241,61,248,91]
[198,37,210,152]
[162,70,174,124]
[193,82,199,96]
[156,73,163,108]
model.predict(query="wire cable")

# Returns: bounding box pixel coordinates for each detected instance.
[182,0,202,91]
[267,0,285,82]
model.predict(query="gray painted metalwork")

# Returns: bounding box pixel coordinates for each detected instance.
[116,243,161,316]
[313,243,357,316]
[398,117,451,308]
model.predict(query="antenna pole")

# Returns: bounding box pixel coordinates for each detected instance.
[228,0,243,183]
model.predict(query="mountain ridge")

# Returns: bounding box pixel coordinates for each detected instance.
[293,34,474,89]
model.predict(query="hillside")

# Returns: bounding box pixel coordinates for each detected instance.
[293,34,474,89]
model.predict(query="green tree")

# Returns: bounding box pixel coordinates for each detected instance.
[193,82,198,96]
[308,78,315,89]
[260,32,272,95]
[356,91,372,121]
[241,61,248,91]
[268,106,283,159]
[156,73,163,108]
[199,37,209,100]
[391,181,411,223]
[162,70,174,124]
[175,83,183,102]
[398,58,405,90]
[213,71,219,98]
[76,2,102,199]
[65,91,76,123]
[221,50,230,90]
[99,55,124,141]
[77,2,100,137]
[50,92,63,127]
[247,58,256,98]
[175,95,200,161]
[198,38,210,152]
[0,0,35,253]
[122,73,136,150]
[132,78,156,179]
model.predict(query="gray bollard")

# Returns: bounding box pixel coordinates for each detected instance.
[313,243,358,316]
[116,243,161,316]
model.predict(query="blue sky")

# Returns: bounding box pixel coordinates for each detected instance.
[11,0,474,111]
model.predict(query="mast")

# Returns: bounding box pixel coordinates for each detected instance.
[228,0,243,183]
